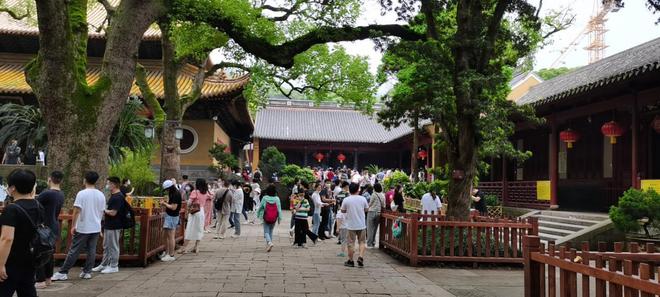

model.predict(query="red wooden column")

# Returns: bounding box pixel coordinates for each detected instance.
[632,96,640,189]
[549,120,559,209]
[502,157,508,205]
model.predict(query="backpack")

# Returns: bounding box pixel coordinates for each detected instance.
[14,203,55,268]
[214,189,229,211]
[122,199,135,229]
[263,201,278,224]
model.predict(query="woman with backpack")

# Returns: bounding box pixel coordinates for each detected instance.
[256,185,281,252]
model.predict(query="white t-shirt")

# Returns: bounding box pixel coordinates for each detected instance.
[73,188,106,234]
[0,185,7,202]
[351,173,361,184]
[335,210,346,229]
[312,191,322,214]
[341,195,369,230]
[421,193,442,215]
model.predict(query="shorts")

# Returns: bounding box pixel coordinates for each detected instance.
[347,229,366,249]
[163,214,180,230]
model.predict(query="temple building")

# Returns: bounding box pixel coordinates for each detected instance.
[0,2,253,179]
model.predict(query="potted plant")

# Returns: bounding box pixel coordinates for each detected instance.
[609,188,660,244]
[484,194,502,217]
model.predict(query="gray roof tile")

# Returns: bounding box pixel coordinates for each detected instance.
[253,107,413,143]
[518,36,660,106]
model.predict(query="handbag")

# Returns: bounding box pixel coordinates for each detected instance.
[189,191,201,215]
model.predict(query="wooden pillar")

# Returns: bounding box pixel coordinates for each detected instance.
[523,235,541,297]
[303,146,308,167]
[353,149,359,170]
[502,157,508,205]
[632,96,639,189]
[549,121,559,209]
[252,138,260,170]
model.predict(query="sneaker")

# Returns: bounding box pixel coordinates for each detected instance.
[267,242,274,252]
[324,231,331,238]
[161,255,176,262]
[79,272,92,280]
[344,260,355,267]
[51,272,68,281]
[35,282,47,289]
[289,229,294,238]
[100,267,119,274]
[336,240,341,245]
[366,245,375,249]
[231,234,240,238]
[158,251,167,259]
[214,235,224,239]
[337,252,346,257]
[91,264,105,272]
[357,257,364,267]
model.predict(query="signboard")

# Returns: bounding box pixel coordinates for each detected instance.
[641,180,660,192]
[536,180,551,201]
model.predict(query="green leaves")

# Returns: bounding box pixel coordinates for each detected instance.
[171,22,229,63]
[279,164,315,187]
[259,146,286,179]
[109,147,157,195]
[209,143,239,171]
[609,188,660,238]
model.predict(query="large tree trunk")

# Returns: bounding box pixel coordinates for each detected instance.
[159,20,183,182]
[26,0,164,204]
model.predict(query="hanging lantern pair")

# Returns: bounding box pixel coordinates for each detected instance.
[559,129,580,149]
[314,152,324,163]
[337,153,346,163]
[600,121,625,144]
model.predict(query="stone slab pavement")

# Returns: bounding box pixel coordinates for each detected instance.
[38,217,523,297]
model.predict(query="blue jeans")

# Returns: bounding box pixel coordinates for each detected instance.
[327,210,335,235]
[263,223,275,244]
[312,213,321,235]
[231,212,241,235]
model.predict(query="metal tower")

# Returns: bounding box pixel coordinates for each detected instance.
[584,0,621,64]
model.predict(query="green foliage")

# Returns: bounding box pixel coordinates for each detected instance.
[259,146,286,178]
[536,67,577,80]
[365,164,384,175]
[109,97,152,163]
[171,22,229,63]
[383,170,411,190]
[109,147,157,195]
[403,179,449,199]
[279,164,316,187]
[208,143,239,173]
[609,188,660,238]
[484,195,501,207]
[35,179,48,195]
[0,103,47,149]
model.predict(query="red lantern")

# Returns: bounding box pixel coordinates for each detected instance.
[559,128,580,149]
[314,152,324,162]
[337,153,346,163]
[653,115,660,134]
[601,121,625,144]
[417,149,428,160]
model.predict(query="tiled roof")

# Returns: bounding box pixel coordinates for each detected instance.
[0,0,161,40]
[253,106,414,143]
[518,37,660,106]
[0,53,249,99]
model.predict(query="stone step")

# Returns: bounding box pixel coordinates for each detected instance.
[538,211,609,222]
[538,232,561,243]
[538,220,586,232]
[534,214,601,227]
[538,226,574,237]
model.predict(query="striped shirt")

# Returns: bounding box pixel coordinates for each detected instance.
[295,199,310,219]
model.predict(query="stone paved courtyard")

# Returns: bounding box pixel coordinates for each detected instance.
[38,219,524,297]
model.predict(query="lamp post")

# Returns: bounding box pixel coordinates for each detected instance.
[144,120,183,185]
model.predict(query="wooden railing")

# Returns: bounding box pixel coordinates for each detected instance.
[523,236,660,297]
[379,211,538,266]
[54,207,187,267]
[480,181,550,209]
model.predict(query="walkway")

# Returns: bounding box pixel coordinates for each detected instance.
[39,219,524,297]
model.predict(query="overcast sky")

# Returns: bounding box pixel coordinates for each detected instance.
[341,0,660,73]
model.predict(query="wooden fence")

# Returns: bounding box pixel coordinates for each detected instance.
[523,236,660,297]
[55,207,186,267]
[379,211,538,266]
[480,181,550,209]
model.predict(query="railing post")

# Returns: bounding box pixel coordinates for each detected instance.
[138,209,150,267]
[524,235,541,297]
[409,213,419,266]
[379,211,386,250]
[529,216,539,236]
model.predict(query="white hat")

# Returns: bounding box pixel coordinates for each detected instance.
[162,180,175,190]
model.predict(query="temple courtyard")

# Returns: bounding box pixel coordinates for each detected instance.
[37,219,524,297]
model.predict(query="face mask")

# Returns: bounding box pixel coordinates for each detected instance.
[126,180,131,186]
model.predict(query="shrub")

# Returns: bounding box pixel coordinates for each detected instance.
[110,147,157,195]
[280,164,316,187]
[209,143,239,174]
[402,179,449,199]
[365,164,384,175]
[260,146,286,179]
[383,170,410,189]
[609,188,660,238]
[485,195,501,207]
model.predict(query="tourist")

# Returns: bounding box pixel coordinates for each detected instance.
[230,180,244,238]
[0,169,40,296]
[334,181,349,239]
[385,186,395,211]
[256,184,281,252]
[310,183,326,237]
[252,169,262,183]
[213,180,232,239]
[421,190,442,217]
[92,177,124,274]
[242,183,253,222]
[293,188,317,248]
[335,202,348,257]
[341,183,369,267]
[249,182,261,224]
[321,182,336,239]
[159,180,181,261]
[179,179,211,254]
[472,187,487,216]
[34,171,64,289]
[393,185,405,213]
[23,145,36,165]
[288,183,304,239]
[203,180,214,233]
[2,140,21,165]
[53,171,106,281]
[180,175,191,201]
[366,183,385,248]
[362,184,373,202]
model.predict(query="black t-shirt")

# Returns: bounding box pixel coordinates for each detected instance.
[320,189,330,209]
[0,199,40,268]
[474,190,487,214]
[104,192,125,230]
[166,191,182,217]
[37,189,64,238]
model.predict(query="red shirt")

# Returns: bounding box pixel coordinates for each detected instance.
[385,190,395,206]
[326,171,335,181]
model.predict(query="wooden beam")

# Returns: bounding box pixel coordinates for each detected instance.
[549,120,559,209]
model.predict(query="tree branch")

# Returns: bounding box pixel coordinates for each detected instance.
[479,0,510,72]
[98,0,117,14]
[261,0,303,22]
[421,0,439,40]
[135,63,165,128]
[0,7,29,20]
